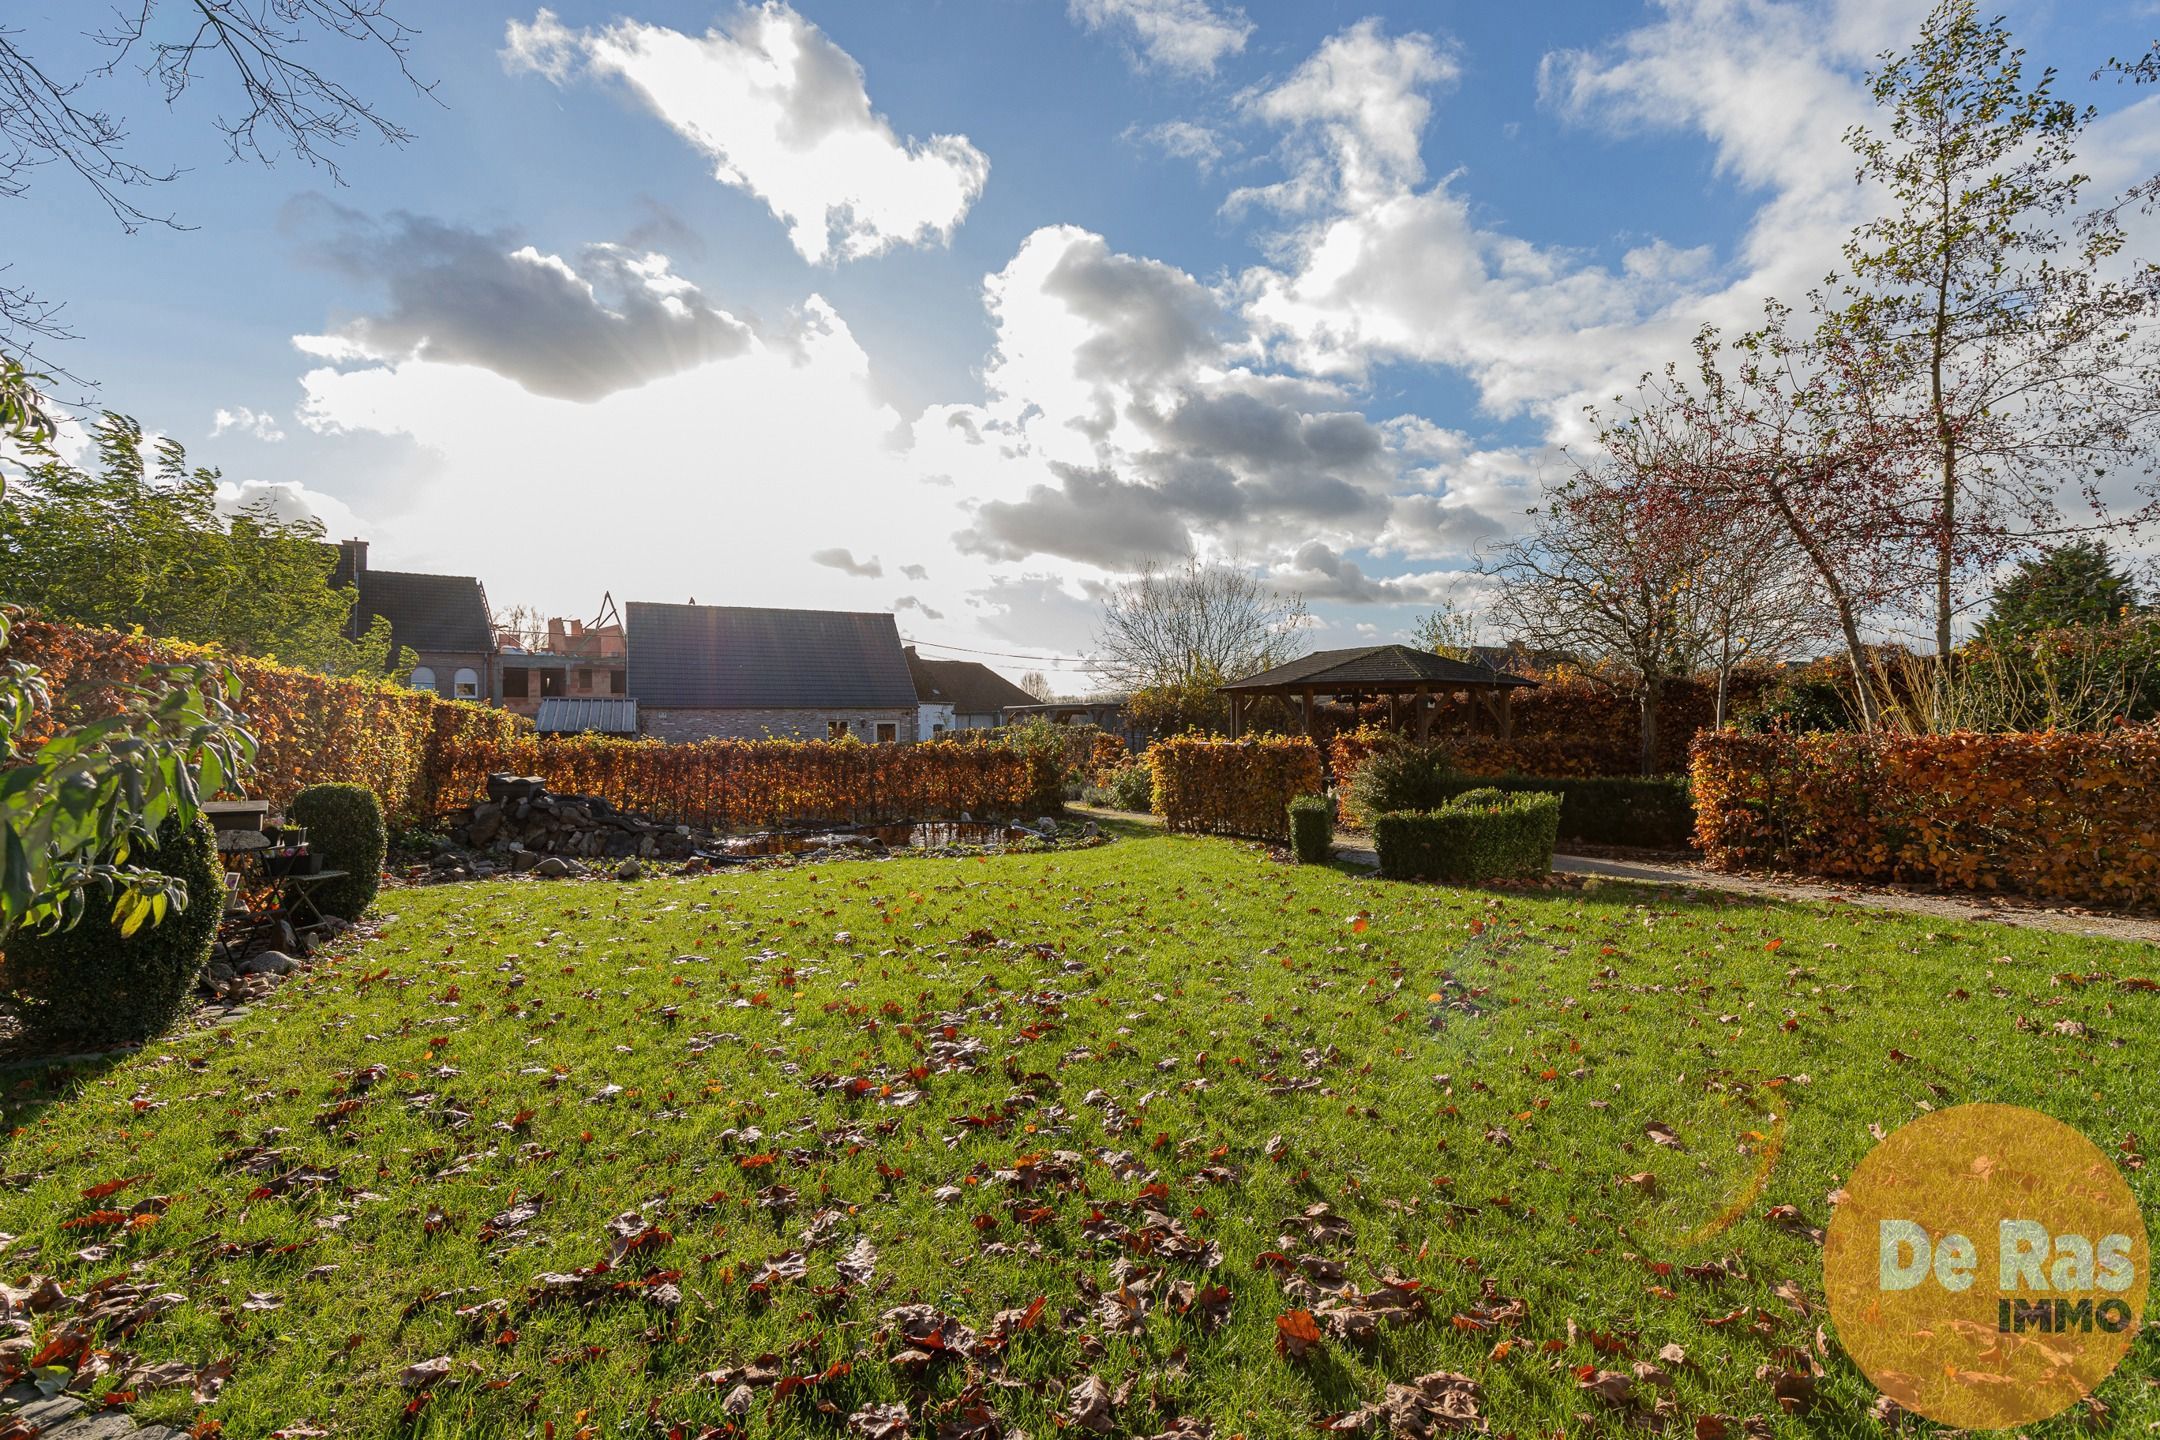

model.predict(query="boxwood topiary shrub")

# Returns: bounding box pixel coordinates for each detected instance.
[1,814,220,1043]
[1373,789,1562,883]
[1345,735,1457,822]
[290,783,386,919]
[1427,775,1693,849]
[1288,795,1333,864]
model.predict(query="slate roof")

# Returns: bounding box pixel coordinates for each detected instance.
[904,648,1039,716]
[626,603,917,709]
[1219,644,1537,692]
[535,697,640,735]
[350,569,493,654]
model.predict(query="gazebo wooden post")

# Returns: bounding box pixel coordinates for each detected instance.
[1228,690,1242,739]
[1300,686,1316,737]
[1414,685,1433,743]
[1497,687,1514,740]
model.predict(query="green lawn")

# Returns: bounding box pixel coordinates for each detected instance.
[4,830,2155,1438]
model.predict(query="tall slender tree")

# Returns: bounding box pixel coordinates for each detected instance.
[1834,0,2160,655]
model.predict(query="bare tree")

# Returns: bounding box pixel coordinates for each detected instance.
[1092,555,1308,692]
[1687,507,1833,727]
[1018,670,1054,703]
[1834,0,2160,657]
[493,603,548,653]
[0,2,433,371]
[1626,309,1941,732]
[1487,454,1717,775]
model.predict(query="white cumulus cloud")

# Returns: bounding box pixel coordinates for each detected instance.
[505,4,989,264]
[1069,0,1254,76]
[210,406,286,442]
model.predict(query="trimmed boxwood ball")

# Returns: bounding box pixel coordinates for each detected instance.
[1287,795,1333,864]
[1,814,220,1043]
[290,783,386,919]
[1373,790,1562,883]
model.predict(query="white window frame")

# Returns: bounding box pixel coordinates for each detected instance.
[409,665,437,692]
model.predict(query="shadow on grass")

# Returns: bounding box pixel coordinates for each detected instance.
[0,1022,136,1130]
[1367,869,1801,918]
[1064,807,1166,845]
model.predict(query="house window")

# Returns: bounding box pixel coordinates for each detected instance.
[933,723,946,736]
[609,668,625,694]
[576,667,593,691]
[453,667,481,700]
[504,668,530,699]
[409,665,437,692]
[829,720,848,740]
[875,722,898,744]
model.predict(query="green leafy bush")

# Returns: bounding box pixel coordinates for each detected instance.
[1373,790,1561,883]
[290,783,386,919]
[1738,672,1858,733]
[1426,775,1693,849]
[1287,795,1333,864]
[1344,736,1456,822]
[1084,758,1156,813]
[0,813,219,1042]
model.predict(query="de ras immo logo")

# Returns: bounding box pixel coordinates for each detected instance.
[1823,1103,2148,1429]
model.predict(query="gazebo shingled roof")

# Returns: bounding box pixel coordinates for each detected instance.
[1220,644,1537,693]
[1216,644,1538,741]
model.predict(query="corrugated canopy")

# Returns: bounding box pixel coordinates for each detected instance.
[535,697,640,735]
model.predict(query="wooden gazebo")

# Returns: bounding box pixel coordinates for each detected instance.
[1219,644,1538,740]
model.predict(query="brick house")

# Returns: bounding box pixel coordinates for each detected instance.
[499,608,629,718]
[903,647,1039,736]
[627,602,921,743]
[333,539,495,702]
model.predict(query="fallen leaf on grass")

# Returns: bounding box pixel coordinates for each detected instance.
[1274,1308,1323,1360]
[400,1356,452,1389]
[836,1236,879,1288]
[851,1403,910,1440]
[1064,1375,1114,1433]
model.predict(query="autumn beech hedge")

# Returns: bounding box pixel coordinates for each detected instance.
[9,620,1038,834]
[1691,727,2160,906]
[434,733,1037,831]
[1148,736,1325,842]
[8,617,525,828]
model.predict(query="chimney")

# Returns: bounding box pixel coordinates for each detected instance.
[334,538,368,587]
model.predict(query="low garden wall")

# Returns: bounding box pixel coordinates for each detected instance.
[1692,728,2160,907]
[1149,735,1324,843]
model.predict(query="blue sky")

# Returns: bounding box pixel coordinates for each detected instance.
[13,0,2159,684]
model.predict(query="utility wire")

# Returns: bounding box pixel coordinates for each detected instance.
[901,635,1095,667]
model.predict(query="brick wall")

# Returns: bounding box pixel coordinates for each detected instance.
[407,649,494,702]
[642,707,921,744]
